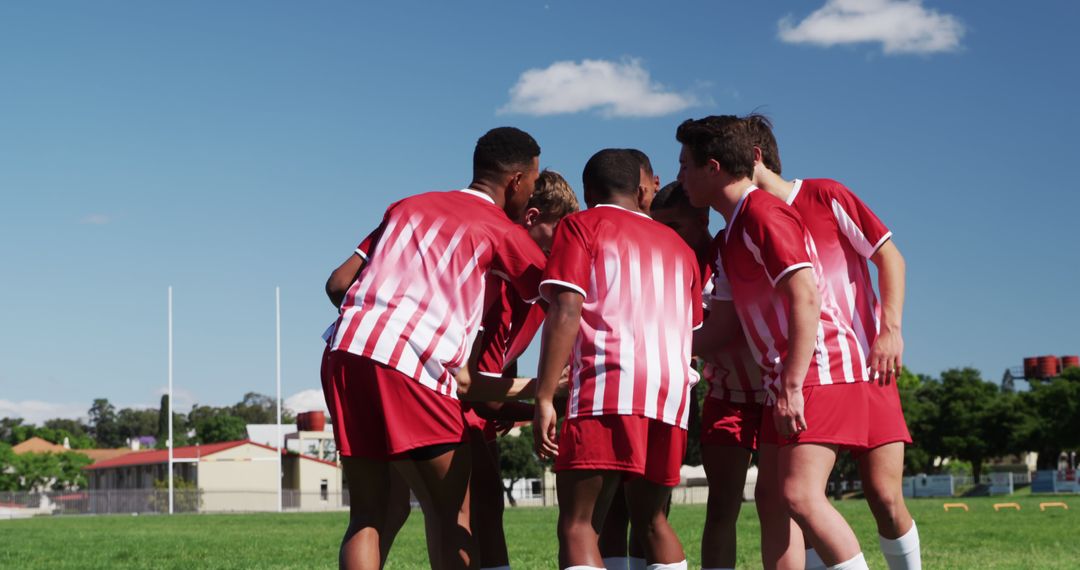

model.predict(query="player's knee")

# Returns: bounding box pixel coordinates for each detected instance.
[864,481,904,517]
[780,484,819,523]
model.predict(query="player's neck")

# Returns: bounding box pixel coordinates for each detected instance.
[466,179,505,209]
[755,168,795,202]
[714,178,755,223]
[599,194,645,214]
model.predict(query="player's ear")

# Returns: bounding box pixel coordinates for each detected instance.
[752,146,764,164]
[523,207,541,227]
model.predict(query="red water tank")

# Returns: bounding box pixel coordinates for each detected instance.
[1037,355,1060,378]
[297,411,326,432]
[1023,357,1040,378]
[1062,355,1080,371]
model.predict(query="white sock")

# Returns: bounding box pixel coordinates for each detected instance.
[646,561,687,570]
[628,557,647,570]
[805,547,827,570]
[879,520,921,570]
[602,558,628,570]
[828,552,868,570]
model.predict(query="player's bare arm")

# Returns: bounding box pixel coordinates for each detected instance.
[868,239,906,386]
[692,299,741,358]
[325,253,366,307]
[774,267,819,437]
[532,288,582,459]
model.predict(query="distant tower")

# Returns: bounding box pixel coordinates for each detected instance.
[1001,368,1015,393]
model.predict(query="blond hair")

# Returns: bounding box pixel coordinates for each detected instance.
[529,169,580,221]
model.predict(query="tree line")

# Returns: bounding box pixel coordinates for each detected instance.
[0,392,293,492]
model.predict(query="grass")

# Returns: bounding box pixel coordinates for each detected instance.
[1,495,1076,569]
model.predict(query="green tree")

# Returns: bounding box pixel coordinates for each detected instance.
[157,394,170,444]
[115,407,159,444]
[0,442,19,491]
[193,414,247,444]
[497,427,544,507]
[929,368,1003,483]
[88,399,121,448]
[0,417,34,445]
[232,392,293,424]
[8,451,92,491]
[1021,367,1080,469]
[897,368,938,474]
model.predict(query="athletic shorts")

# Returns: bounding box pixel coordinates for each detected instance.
[463,406,499,443]
[700,398,764,450]
[322,350,467,460]
[554,415,687,487]
[862,380,912,451]
[761,383,869,451]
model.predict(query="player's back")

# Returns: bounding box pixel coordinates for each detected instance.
[787,178,890,356]
[332,189,544,396]
[542,204,703,428]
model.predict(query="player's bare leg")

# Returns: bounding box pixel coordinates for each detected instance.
[598,484,630,569]
[340,456,397,570]
[395,444,477,570]
[378,470,413,567]
[469,436,510,569]
[701,445,751,569]
[624,477,685,566]
[557,470,622,568]
[756,444,804,570]
[858,442,920,569]
[778,443,862,567]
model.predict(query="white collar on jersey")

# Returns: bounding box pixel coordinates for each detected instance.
[458,188,496,205]
[595,203,651,219]
[785,179,804,205]
[725,185,758,243]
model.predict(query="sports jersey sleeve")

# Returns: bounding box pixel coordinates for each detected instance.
[743,204,813,286]
[355,228,379,260]
[828,183,892,258]
[690,258,704,330]
[493,226,547,304]
[704,235,733,303]
[540,214,592,301]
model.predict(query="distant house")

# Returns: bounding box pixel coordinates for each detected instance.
[12,436,131,465]
[83,439,341,513]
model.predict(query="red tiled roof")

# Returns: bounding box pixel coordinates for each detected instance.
[85,440,262,470]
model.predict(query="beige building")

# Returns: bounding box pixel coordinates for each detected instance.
[84,439,341,513]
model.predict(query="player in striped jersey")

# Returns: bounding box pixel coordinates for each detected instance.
[534,149,703,570]
[743,115,918,570]
[651,181,766,570]
[678,116,871,570]
[323,127,547,569]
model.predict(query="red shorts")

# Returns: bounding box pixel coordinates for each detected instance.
[700,398,763,450]
[322,350,467,460]
[863,381,912,450]
[463,406,499,443]
[554,415,687,487]
[761,383,869,450]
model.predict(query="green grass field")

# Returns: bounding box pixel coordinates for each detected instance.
[1,496,1076,569]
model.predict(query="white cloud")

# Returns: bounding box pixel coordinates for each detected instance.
[284,389,328,415]
[778,0,964,55]
[80,214,112,225]
[499,58,697,118]
[0,400,88,424]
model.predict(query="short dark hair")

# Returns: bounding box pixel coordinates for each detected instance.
[675,115,755,179]
[651,181,707,217]
[743,113,782,175]
[582,149,639,202]
[473,127,541,177]
[625,148,653,177]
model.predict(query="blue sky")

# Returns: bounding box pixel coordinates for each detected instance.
[2,1,1078,423]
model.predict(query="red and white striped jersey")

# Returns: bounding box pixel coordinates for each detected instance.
[475,278,545,377]
[330,189,546,398]
[786,179,891,364]
[711,187,868,404]
[541,204,703,429]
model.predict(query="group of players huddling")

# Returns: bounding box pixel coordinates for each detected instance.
[320,115,920,570]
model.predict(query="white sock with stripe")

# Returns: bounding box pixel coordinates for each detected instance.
[827,552,868,570]
[645,561,687,570]
[602,558,628,570]
[879,520,921,570]
[805,547,827,570]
